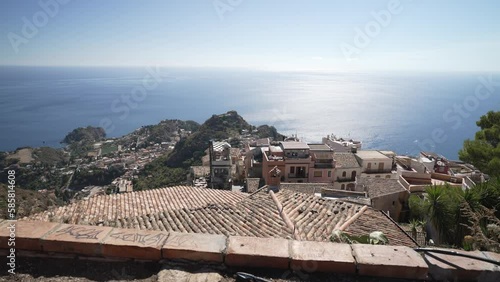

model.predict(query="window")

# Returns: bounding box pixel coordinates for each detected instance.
[342,171,347,177]
[341,184,345,190]
[351,171,357,179]
[378,162,385,171]
[290,166,295,173]
[328,171,332,177]
[314,171,322,177]
[367,162,372,169]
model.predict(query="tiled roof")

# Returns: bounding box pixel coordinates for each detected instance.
[114,192,290,238]
[277,191,362,242]
[357,177,408,199]
[279,183,331,195]
[105,190,366,242]
[26,186,416,247]
[346,208,417,247]
[25,186,246,225]
[334,152,361,168]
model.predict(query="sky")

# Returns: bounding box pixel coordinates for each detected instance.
[1,0,500,72]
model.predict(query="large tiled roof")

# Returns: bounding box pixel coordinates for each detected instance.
[114,192,289,238]
[357,178,408,199]
[26,186,416,247]
[334,152,361,168]
[25,186,246,224]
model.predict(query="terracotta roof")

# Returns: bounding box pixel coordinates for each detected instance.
[279,183,332,195]
[105,190,366,242]
[25,186,246,225]
[114,192,290,238]
[26,186,416,247]
[334,152,361,168]
[357,177,408,199]
[346,208,417,247]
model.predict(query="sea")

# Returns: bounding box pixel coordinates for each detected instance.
[1,66,499,160]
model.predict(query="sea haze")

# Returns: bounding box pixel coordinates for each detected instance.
[0,66,498,159]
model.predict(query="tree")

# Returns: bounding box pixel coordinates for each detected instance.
[425,185,455,243]
[459,111,500,177]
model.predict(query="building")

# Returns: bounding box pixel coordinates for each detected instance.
[322,135,362,153]
[333,152,362,191]
[355,150,395,177]
[209,141,232,189]
[308,144,336,183]
[281,141,311,183]
[420,151,449,174]
[113,178,133,193]
[357,177,410,222]
[260,141,335,185]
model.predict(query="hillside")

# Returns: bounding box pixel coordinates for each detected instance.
[62,126,106,145]
[135,119,200,146]
[133,111,282,190]
[165,111,252,167]
[0,184,62,219]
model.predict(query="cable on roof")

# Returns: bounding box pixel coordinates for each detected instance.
[414,248,500,266]
[236,272,272,282]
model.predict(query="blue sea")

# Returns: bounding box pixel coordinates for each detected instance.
[1,66,499,160]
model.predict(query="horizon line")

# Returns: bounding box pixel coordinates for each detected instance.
[1,64,499,74]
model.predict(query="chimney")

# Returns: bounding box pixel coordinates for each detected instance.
[268,166,281,192]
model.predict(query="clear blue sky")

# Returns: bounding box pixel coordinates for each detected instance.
[1,0,499,71]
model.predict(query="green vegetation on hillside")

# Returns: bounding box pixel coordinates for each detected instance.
[0,165,70,191]
[409,180,500,251]
[33,147,69,166]
[0,184,62,219]
[137,119,200,146]
[133,154,187,191]
[62,126,106,145]
[459,111,500,177]
[62,126,106,157]
[166,111,252,167]
[256,125,284,140]
[0,152,18,171]
[71,166,125,190]
[134,111,284,190]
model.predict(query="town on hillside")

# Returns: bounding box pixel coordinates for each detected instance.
[2,111,499,256]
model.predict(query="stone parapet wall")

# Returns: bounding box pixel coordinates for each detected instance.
[1,220,499,281]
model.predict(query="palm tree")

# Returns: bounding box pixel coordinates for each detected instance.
[425,185,454,244]
[409,219,420,240]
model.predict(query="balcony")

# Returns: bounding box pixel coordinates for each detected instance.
[336,177,356,183]
[289,173,308,179]
[314,163,334,169]
[284,158,311,164]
